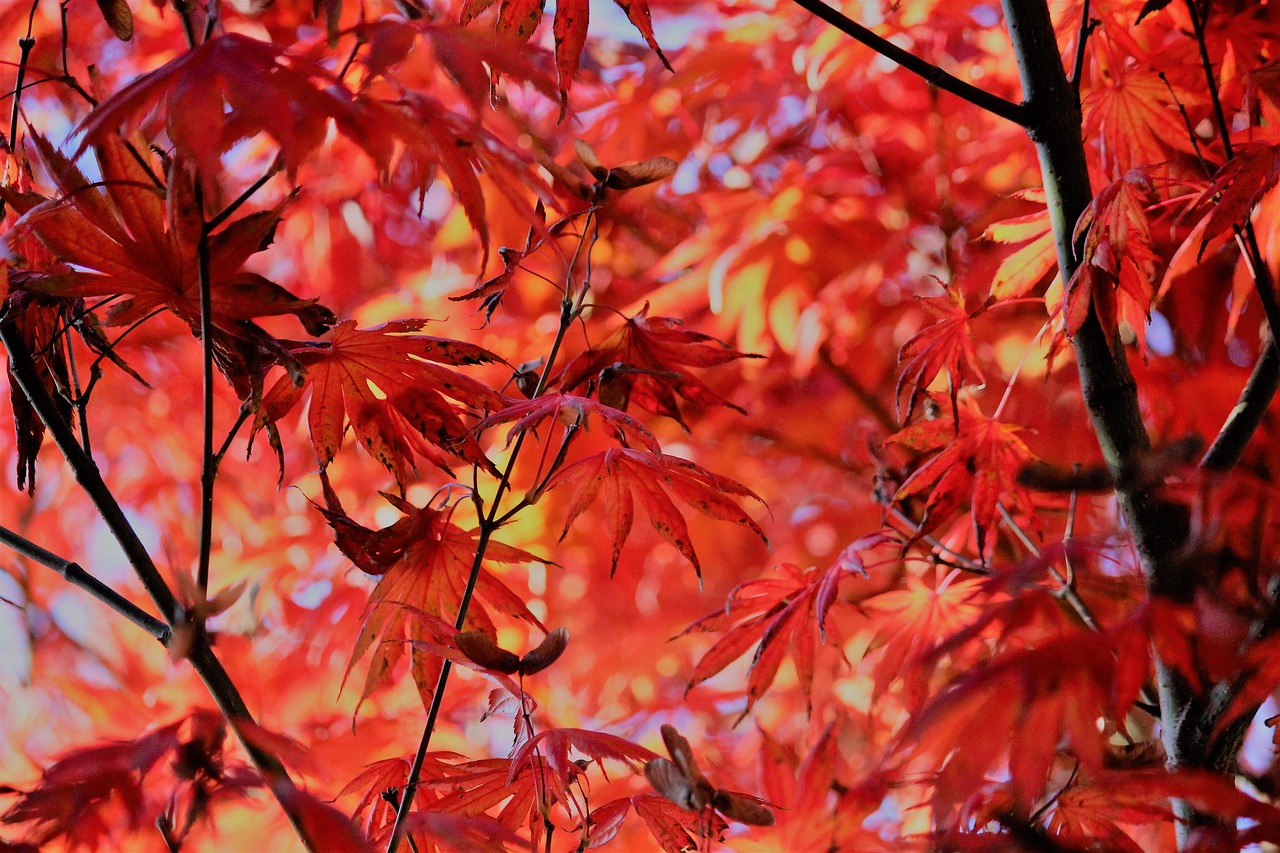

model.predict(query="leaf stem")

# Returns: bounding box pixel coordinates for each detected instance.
[786,0,1028,126]
[0,523,170,643]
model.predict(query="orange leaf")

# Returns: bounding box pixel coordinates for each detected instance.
[258,320,503,488]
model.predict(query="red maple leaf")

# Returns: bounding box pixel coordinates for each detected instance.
[1067,169,1160,341]
[546,447,767,579]
[74,33,393,180]
[459,0,671,111]
[0,133,335,397]
[896,286,986,421]
[508,727,657,815]
[888,396,1037,553]
[316,478,545,714]
[678,554,887,720]
[899,625,1147,822]
[472,393,661,455]
[557,304,761,428]
[0,710,259,850]
[257,320,504,488]
[981,192,1058,301]
[1187,141,1280,250]
[1081,58,1197,175]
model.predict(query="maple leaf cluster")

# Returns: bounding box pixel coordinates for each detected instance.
[9,0,1280,852]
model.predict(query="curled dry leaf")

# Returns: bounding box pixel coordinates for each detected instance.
[95,0,133,40]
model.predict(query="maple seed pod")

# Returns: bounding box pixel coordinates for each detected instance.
[712,790,775,826]
[519,627,569,675]
[647,725,775,825]
[455,631,521,674]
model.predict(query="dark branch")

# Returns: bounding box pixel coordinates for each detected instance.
[0,324,318,851]
[788,0,1028,126]
[0,523,170,643]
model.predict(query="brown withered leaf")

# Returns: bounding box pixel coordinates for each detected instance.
[95,0,134,40]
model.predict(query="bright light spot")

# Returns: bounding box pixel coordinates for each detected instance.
[559,573,586,601]
[366,378,388,400]
[804,523,837,556]
[528,563,546,596]
[292,579,332,608]
[374,504,401,527]
[632,676,655,704]
[1146,311,1174,357]
[282,515,310,536]
[722,166,752,189]
[784,236,813,265]
[340,200,375,248]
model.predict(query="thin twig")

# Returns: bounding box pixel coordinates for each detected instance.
[1180,0,1280,470]
[386,210,600,853]
[0,325,318,850]
[59,1,96,106]
[63,326,92,453]
[1068,2,1094,99]
[0,523,170,643]
[206,166,281,232]
[787,0,1027,126]
[194,180,216,598]
[997,503,1099,632]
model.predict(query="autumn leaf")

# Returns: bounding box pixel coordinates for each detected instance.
[1067,169,1160,340]
[1187,142,1280,251]
[1082,61,1196,175]
[679,558,886,719]
[74,33,394,179]
[337,757,411,840]
[273,786,373,853]
[0,133,335,398]
[859,571,987,710]
[509,727,657,809]
[0,710,254,850]
[257,320,504,488]
[899,626,1146,820]
[472,393,661,455]
[546,447,767,579]
[557,303,761,427]
[316,480,545,713]
[2,289,74,495]
[459,0,671,111]
[888,396,1037,553]
[981,192,1058,301]
[895,285,986,420]
[1048,768,1280,850]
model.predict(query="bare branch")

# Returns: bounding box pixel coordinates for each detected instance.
[788,0,1028,126]
[0,523,170,643]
